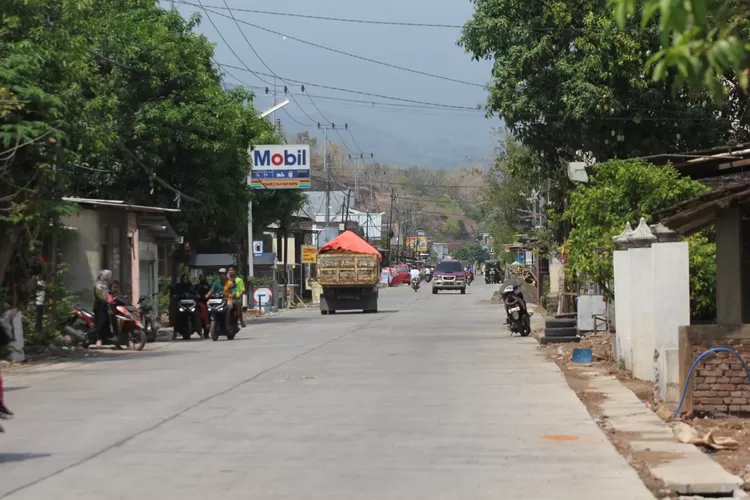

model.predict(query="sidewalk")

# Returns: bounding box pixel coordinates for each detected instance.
[539,335,745,497]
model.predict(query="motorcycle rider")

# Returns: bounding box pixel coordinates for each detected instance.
[172,273,196,339]
[424,265,432,282]
[194,274,211,334]
[227,266,244,329]
[409,266,421,289]
[206,268,233,332]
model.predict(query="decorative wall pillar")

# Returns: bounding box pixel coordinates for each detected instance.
[650,222,690,402]
[613,222,634,370]
[627,218,657,381]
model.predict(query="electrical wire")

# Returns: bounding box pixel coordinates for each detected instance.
[194,4,485,88]
[175,1,465,28]
[196,0,273,86]
[202,0,320,126]
[214,62,480,110]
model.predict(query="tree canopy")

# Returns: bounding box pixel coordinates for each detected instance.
[452,243,490,264]
[613,0,750,97]
[563,158,714,317]
[1,0,303,303]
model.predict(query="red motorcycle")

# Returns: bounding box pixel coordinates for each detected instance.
[466,270,474,286]
[65,295,147,350]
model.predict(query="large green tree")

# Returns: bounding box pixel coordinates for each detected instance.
[563,158,714,318]
[1,0,303,305]
[459,0,747,239]
[613,0,750,97]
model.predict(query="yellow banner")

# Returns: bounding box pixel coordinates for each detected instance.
[405,236,428,253]
[301,245,317,263]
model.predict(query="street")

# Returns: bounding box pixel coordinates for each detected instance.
[0,282,653,499]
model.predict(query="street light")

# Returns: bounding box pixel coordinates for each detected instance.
[257,99,290,119]
[246,99,293,289]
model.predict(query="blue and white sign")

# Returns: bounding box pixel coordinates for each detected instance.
[250,144,311,190]
[252,240,264,257]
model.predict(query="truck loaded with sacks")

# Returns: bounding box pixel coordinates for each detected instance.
[316,231,381,315]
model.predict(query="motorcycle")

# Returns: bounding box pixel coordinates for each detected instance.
[174,292,201,340]
[466,271,474,286]
[425,273,432,283]
[411,277,421,292]
[138,293,158,342]
[65,295,148,350]
[485,269,495,284]
[501,284,531,336]
[207,292,239,341]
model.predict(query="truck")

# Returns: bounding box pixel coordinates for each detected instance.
[317,231,381,315]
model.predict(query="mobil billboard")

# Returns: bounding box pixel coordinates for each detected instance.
[250,144,311,190]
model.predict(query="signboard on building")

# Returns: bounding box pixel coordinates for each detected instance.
[250,145,311,190]
[406,235,428,253]
[301,245,317,264]
[252,240,264,257]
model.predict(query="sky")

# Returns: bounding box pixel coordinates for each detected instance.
[168,0,498,169]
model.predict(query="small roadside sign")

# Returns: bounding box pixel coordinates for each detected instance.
[301,245,317,264]
[253,241,264,257]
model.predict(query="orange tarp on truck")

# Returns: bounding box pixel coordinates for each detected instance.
[318,230,382,260]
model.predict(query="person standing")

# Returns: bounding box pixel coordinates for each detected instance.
[35,273,46,335]
[93,270,113,349]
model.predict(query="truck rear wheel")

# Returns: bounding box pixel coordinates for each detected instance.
[321,310,329,315]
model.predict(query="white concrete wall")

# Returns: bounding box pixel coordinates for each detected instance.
[549,262,563,295]
[612,233,690,402]
[61,209,102,302]
[629,246,655,381]
[613,250,632,369]
[651,242,690,402]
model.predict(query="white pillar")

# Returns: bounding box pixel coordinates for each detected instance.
[613,223,634,370]
[650,223,690,402]
[626,218,657,381]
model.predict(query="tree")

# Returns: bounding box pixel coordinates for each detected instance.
[613,0,750,97]
[0,0,305,312]
[452,243,490,263]
[563,159,714,317]
[459,0,748,239]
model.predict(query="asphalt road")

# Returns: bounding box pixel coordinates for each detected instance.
[0,281,653,499]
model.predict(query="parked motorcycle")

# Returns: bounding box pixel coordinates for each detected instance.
[174,292,201,340]
[138,293,158,342]
[65,295,147,350]
[501,284,531,336]
[411,277,421,292]
[207,292,239,341]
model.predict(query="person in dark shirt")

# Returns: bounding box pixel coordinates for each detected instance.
[194,275,211,334]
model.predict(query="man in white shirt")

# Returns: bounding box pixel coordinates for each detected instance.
[409,267,421,282]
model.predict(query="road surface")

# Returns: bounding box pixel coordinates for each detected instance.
[0,282,653,499]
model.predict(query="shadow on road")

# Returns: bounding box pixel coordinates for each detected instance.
[0,452,51,464]
[4,386,30,392]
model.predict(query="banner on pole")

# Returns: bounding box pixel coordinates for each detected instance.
[301,245,317,264]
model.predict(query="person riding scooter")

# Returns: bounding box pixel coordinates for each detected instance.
[206,268,234,332]
[194,274,211,336]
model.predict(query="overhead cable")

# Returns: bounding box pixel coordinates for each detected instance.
[175,1,464,28]
[195,4,485,88]
[215,63,480,110]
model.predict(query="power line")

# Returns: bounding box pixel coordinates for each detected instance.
[175,1,465,28]
[194,4,485,88]
[215,63,480,110]
[196,0,273,86]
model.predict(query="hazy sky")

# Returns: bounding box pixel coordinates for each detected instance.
[170,0,498,169]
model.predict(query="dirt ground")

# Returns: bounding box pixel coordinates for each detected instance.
[538,329,750,492]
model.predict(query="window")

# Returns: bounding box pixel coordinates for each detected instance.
[436,260,463,273]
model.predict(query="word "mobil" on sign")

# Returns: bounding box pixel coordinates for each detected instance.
[252,145,310,169]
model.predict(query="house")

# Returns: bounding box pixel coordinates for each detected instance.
[60,197,182,319]
[297,191,385,246]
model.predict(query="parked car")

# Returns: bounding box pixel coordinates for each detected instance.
[390,264,411,287]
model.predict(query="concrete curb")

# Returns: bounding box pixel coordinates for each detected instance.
[581,368,744,496]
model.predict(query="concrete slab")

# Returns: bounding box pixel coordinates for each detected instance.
[587,371,743,495]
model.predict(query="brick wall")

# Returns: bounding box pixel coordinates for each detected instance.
[691,338,750,415]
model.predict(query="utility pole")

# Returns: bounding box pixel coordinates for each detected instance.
[318,123,344,231]
[388,187,396,265]
[348,153,374,209]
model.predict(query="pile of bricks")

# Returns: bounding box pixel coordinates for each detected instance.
[691,338,750,415]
